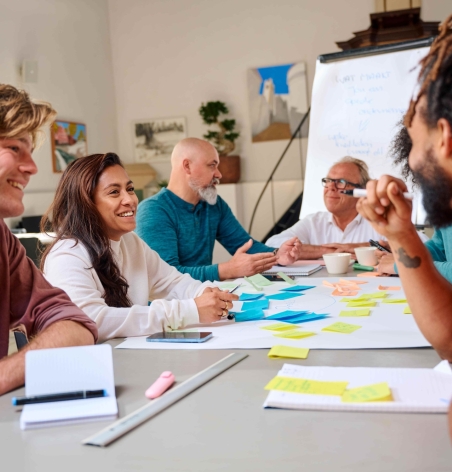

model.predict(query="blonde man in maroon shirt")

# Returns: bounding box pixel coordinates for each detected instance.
[0,84,98,395]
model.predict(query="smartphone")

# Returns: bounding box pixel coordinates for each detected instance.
[146,332,213,343]
[262,274,295,282]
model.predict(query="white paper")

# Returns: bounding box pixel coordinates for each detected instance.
[116,277,430,351]
[433,360,452,376]
[20,344,117,429]
[263,363,452,413]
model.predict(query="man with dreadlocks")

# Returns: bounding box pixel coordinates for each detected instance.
[357,15,452,439]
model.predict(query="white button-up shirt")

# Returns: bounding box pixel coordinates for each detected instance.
[266,211,385,247]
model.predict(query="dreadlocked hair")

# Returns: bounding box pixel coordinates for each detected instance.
[40,153,133,308]
[404,14,452,128]
[390,120,416,187]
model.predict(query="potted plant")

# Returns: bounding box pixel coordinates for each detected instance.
[199,101,241,183]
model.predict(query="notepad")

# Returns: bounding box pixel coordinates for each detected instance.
[263,263,322,276]
[263,362,452,413]
[20,345,117,430]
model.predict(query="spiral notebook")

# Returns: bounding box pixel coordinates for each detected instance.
[263,263,322,277]
[263,362,452,413]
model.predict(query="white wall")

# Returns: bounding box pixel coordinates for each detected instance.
[107,0,375,185]
[0,0,117,227]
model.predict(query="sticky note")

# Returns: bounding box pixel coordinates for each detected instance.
[260,323,295,331]
[281,285,315,292]
[268,345,310,359]
[355,292,387,300]
[353,263,375,272]
[340,297,358,302]
[322,280,335,287]
[341,382,393,403]
[332,289,358,296]
[357,272,380,277]
[242,299,269,310]
[264,376,348,396]
[233,309,264,322]
[403,305,412,314]
[218,282,239,289]
[378,285,401,291]
[266,310,310,320]
[381,299,407,304]
[247,274,273,286]
[339,279,367,285]
[273,330,316,339]
[277,272,297,285]
[339,309,371,317]
[346,301,376,308]
[322,322,362,334]
[266,292,301,301]
[265,311,328,324]
[239,292,264,301]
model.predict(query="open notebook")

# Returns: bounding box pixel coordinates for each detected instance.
[263,362,452,413]
[263,263,322,277]
[19,345,117,429]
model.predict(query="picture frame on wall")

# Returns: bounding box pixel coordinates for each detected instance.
[51,120,87,173]
[132,116,186,163]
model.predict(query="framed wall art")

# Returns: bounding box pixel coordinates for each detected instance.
[51,120,87,173]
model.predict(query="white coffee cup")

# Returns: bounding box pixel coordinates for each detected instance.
[322,253,351,274]
[354,247,378,266]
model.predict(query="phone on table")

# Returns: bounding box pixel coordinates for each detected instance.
[262,274,295,282]
[146,332,213,343]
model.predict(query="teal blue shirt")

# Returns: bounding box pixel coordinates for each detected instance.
[393,226,452,282]
[136,188,274,282]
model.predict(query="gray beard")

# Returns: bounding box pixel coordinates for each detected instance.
[189,178,220,205]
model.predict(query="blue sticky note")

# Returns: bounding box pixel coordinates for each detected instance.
[239,293,264,301]
[242,299,269,310]
[266,310,310,320]
[234,309,264,322]
[281,285,315,292]
[265,292,302,301]
[287,313,329,323]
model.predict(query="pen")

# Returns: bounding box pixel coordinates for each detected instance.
[341,189,414,200]
[12,389,107,406]
[369,239,392,253]
[226,284,241,320]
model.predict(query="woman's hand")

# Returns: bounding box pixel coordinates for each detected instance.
[195,287,238,323]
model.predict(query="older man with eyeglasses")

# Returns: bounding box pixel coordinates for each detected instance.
[266,156,386,259]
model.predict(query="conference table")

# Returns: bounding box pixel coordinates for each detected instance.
[1,268,451,471]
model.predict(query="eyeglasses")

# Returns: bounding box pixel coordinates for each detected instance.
[321,178,361,190]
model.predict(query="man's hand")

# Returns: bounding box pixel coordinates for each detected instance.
[218,239,277,280]
[356,176,414,240]
[377,253,396,274]
[276,237,302,265]
[195,288,238,322]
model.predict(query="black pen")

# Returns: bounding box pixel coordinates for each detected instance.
[12,389,107,406]
[226,283,241,320]
[369,239,392,253]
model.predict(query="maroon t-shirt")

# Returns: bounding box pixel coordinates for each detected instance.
[0,220,98,358]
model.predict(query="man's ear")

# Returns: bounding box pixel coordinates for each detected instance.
[437,118,452,166]
[182,158,192,175]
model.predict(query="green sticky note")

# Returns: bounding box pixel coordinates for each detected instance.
[244,276,263,291]
[382,299,407,304]
[353,263,375,271]
[218,282,239,289]
[268,345,310,359]
[342,382,393,403]
[265,376,348,396]
[346,301,376,308]
[403,305,412,314]
[273,330,316,339]
[277,272,297,285]
[248,274,273,286]
[322,322,362,334]
[260,323,295,331]
[339,309,371,317]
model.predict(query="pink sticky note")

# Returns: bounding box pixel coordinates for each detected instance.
[332,289,358,296]
[357,272,381,277]
[323,280,335,287]
[378,285,401,291]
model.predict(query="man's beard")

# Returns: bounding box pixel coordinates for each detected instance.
[189,177,220,205]
[412,147,452,228]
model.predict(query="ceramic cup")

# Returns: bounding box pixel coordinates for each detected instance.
[354,247,378,266]
[322,253,351,274]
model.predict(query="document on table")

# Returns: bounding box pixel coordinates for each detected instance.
[263,362,452,413]
[19,345,117,430]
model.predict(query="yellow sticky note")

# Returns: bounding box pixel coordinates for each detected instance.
[268,345,310,359]
[264,376,348,396]
[346,301,376,308]
[355,292,387,300]
[382,299,407,304]
[322,322,362,334]
[261,323,295,332]
[273,330,316,339]
[340,297,357,302]
[339,309,371,317]
[341,382,393,403]
[403,305,412,314]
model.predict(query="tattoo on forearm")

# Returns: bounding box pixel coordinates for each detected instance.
[396,248,421,269]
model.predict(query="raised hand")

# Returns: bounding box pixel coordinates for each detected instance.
[276,237,303,265]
